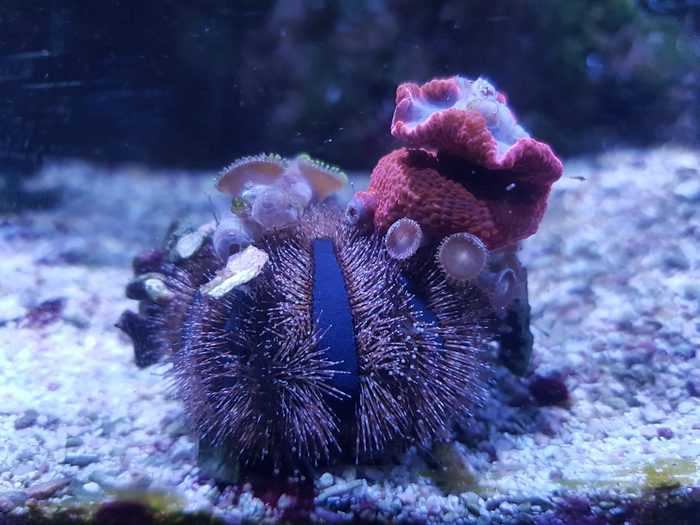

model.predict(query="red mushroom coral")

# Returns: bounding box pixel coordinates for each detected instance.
[357,76,563,249]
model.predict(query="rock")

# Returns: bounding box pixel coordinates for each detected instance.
[23,298,65,328]
[89,471,152,492]
[461,492,484,515]
[65,436,84,448]
[0,497,16,513]
[641,406,665,424]
[126,273,174,304]
[196,439,239,485]
[174,229,208,260]
[662,251,690,271]
[431,442,478,493]
[63,454,99,467]
[200,246,269,298]
[0,295,26,323]
[529,374,569,406]
[14,409,38,430]
[657,427,674,439]
[674,179,700,202]
[318,472,334,490]
[26,478,71,500]
[16,450,35,462]
[170,438,195,462]
[82,482,102,495]
[0,491,28,506]
[133,249,166,275]
[316,479,364,503]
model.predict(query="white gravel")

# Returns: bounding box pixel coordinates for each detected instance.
[0,148,699,523]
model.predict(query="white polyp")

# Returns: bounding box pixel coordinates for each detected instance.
[385,218,423,260]
[438,232,488,284]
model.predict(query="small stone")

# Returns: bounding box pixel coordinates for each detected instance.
[675,166,699,178]
[65,436,83,448]
[14,410,38,430]
[0,295,26,323]
[674,179,700,202]
[461,492,483,515]
[431,442,478,493]
[0,497,16,513]
[165,419,189,439]
[318,472,334,490]
[197,440,239,484]
[0,491,27,506]
[23,298,65,328]
[40,414,61,429]
[126,273,174,304]
[687,379,700,397]
[63,454,99,467]
[26,477,71,500]
[201,246,269,298]
[682,283,700,301]
[609,506,626,518]
[13,464,36,477]
[170,438,195,462]
[657,427,674,439]
[277,494,296,510]
[677,400,696,414]
[662,251,690,271]
[316,479,363,502]
[174,230,207,260]
[641,406,665,424]
[16,450,35,462]
[82,482,101,495]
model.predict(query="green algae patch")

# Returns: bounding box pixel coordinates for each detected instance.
[643,459,696,490]
[428,442,480,494]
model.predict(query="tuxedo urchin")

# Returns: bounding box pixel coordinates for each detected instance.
[118,204,493,474]
[117,72,562,477]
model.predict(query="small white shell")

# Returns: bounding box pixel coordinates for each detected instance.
[212,215,253,261]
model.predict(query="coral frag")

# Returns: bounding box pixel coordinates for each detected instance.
[357,76,563,249]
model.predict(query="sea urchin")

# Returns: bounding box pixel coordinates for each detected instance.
[119,204,492,473]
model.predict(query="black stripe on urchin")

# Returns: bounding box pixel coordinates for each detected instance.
[335,224,490,460]
[311,238,360,418]
[169,230,346,471]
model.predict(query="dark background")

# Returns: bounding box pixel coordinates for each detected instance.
[0,0,698,179]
